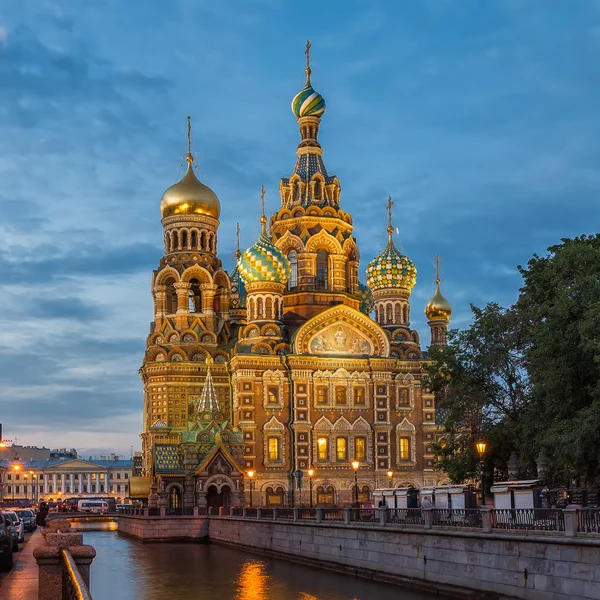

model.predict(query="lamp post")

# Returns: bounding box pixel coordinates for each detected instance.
[308,468,314,509]
[247,470,254,508]
[29,471,35,502]
[351,460,359,507]
[12,464,20,501]
[476,441,487,507]
[387,470,393,488]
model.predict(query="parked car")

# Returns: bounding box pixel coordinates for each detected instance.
[4,511,25,543]
[15,509,36,532]
[0,510,14,571]
[78,500,109,514]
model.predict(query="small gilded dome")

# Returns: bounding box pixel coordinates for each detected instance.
[366,239,417,293]
[291,84,326,119]
[425,281,452,321]
[160,157,221,220]
[239,233,290,285]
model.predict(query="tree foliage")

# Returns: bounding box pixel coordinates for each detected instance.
[427,235,600,485]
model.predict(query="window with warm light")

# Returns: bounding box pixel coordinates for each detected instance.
[317,437,329,461]
[267,387,278,404]
[399,437,410,460]
[316,387,328,405]
[398,388,410,407]
[354,387,365,405]
[355,437,366,460]
[335,387,347,405]
[268,437,279,461]
[336,437,347,461]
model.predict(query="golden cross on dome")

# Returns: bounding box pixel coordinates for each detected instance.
[235,222,241,260]
[305,40,312,85]
[434,252,441,284]
[386,195,394,242]
[260,184,267,235]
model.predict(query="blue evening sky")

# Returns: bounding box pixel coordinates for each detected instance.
[1,0,599,456]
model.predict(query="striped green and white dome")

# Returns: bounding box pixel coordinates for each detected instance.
[239,234,290,285]
[366,241,417,293]
[291,84,326,119]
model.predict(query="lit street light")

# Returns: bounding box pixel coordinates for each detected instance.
[351,460,359,508]
[307,468,314,509]
[476,441,487,507]
[387,470,393,488]
[247,470,254,508]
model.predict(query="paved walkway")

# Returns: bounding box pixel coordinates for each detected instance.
[0,530,43,600]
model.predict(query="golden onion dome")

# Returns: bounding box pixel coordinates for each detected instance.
[425,280,452,321]
[160,155,220,220]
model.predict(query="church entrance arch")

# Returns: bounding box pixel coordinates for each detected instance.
[206,485,231,511]
[169,486,181,510]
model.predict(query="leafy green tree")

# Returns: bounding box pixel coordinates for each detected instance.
[518,235,600,484]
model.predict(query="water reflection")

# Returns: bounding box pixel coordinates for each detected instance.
[86,530,448,600]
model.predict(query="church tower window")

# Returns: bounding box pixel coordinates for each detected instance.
[288,250,298,289]
[316,249,328,290]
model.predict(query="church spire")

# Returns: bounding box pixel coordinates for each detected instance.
[196,360,220,415]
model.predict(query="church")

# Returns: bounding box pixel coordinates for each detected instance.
[133,46,453,511]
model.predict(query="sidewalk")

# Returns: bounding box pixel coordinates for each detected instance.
[0,530,43,600]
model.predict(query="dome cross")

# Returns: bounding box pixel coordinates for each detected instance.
[260,184,267,235]
[305,40,312,85]
[386,195,394,242]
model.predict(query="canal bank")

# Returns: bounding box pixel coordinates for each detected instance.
[118,513,600,600]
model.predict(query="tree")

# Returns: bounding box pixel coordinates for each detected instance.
[518,235,600,484]
[428,235,600,486]
[425,304,531,483]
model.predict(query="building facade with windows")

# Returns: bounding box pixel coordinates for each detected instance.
[0,458,133,503]
[136,49,453,510]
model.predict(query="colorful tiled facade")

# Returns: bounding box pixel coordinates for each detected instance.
[137,47,453,511]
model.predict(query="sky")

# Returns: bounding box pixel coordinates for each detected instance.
[1,0,599,457]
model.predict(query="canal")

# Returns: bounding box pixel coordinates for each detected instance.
[77,523,447,600]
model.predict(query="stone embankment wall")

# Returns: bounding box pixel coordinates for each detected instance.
[208,517,600,600]
[118,515,208,542]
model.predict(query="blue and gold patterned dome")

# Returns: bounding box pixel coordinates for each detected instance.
[239,232,290,285]
[291,84,326,119]
[366,238,417,293]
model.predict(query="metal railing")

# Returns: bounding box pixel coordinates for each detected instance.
[432,509,483,528]
[388,508,425,526]
[323,508,345,521]
[61,548,93,600]
[166,507,194,516]
[490,508,565,532]
[578,508,600,533]
[350,508,377,523]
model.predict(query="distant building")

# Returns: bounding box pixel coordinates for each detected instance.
[0,445,77,462]
[0,457,133,503]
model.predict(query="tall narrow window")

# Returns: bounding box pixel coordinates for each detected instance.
[316,250,328,290]
[355,437,366,460]
[288,250,298,289]
[316,387,328,405]
[399,437,410,460]
[335,387,347,405]
[354,388,365,405]
[267,387,278,404]
[336,437,347,461]
[317,437,329,461]
[268,437,279,461]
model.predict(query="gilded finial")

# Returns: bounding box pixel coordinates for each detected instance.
[386,195,394,243]
[235,222,241,260]
[186,116,194,164]
[260,184,267,235]
[434,253,441,285]
[305,39,312,86]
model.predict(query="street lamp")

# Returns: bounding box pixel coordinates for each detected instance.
[12,464,20,501]
[351,460,359,507]
[307,468,314,509]
[387,470,393,488]
[476,441,487,507]
[247,470,254,508]
[29,471,35,502]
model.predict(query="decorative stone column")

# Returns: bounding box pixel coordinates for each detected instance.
[330,254,346,292]
[200,283,218,331]
[154,284,167,322]
[297,252,316,290]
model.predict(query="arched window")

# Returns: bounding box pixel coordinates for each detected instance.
[267,387,278,404]
[164,277,177,314]
[181,230,188,249]
[257,297,264,319]
[316,250,328,290]
[288,250,298,289]
[191,229,198,249]
[386,305,393,323]
[189,278,202,313]
[266,486,285,507]
[316,485,336,506]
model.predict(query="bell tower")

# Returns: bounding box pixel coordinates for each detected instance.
[270,42,360,325]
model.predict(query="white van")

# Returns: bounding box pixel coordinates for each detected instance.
[78,500,109,514]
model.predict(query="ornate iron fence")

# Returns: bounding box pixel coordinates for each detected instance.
[578,508,600,533]
[490,508,565,532]
[431,509,482,528]
[388,508,425,526]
